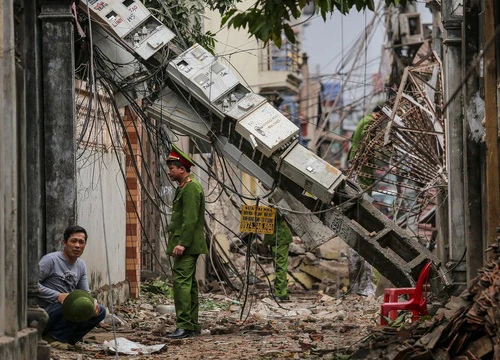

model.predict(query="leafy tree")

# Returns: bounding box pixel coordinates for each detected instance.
[145,0,410,50]
[209,0,411,48]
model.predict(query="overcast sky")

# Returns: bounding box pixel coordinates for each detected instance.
[302,10,385,77]
[300,3,433,102]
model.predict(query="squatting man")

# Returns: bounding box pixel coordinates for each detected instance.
[38,225,106,346]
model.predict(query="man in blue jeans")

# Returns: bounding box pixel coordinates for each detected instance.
[38,225,106,346]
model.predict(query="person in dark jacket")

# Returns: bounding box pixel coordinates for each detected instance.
[165,145,208,339]
[263,212,293,301]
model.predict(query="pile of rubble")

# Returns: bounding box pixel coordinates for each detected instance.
[351,229,500,359]
[49,290,381,359]
[222,234,351,296]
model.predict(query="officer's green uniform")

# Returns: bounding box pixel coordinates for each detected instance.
[347,113,376,296]
[348,113,375,191]
[168,173,208,332]
[263,215,293,299]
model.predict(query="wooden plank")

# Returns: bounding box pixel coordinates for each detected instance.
[465,335,493,358]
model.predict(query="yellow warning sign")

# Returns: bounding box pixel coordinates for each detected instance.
[240,205,276,234]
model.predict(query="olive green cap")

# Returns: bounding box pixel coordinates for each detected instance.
[62,289,95,323]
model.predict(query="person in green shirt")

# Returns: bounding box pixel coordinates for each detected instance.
[263,212,293,301]
[345,106,380,296]
[348,106,378,190]
[165,145,208,339]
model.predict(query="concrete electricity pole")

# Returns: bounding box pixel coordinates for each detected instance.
[39,0,77,252]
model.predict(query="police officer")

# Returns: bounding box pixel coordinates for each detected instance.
[165,145,208,339]
[263,212,292,301]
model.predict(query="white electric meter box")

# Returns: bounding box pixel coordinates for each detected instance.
[279,142,345,203]
[234,102,299,157]
[167,44,241,104]
[224,93,267,120]
[91,27,137,80]
[146,87,212,143]
[212,88,254,117]
[80,0,175,59]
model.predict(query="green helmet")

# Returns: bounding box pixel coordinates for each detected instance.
[62,290,95,323]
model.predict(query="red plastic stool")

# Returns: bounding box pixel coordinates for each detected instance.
[380,261,432,325]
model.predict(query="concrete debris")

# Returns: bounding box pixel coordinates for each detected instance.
[300,260,348,281]
[224,234,355,297]
[215,233,232,263]
[290,271,316,289]
[289,242,306,255]
[103,337,165,355]
[312,237,346,260]
[319,294,336,303]
[155,304,176,315]
[139,303,154,311]
[102,313,126,327]
[351,232,500,359]
[303,251,318,265]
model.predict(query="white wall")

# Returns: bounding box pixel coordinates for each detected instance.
[204,2,261,91]
[204,3,303,93]
[76,150,127,291]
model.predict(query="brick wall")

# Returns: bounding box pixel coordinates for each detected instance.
[124,107,142,298]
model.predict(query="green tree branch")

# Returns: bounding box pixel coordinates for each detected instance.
[215,0,410,47]
[144,0,410,51]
